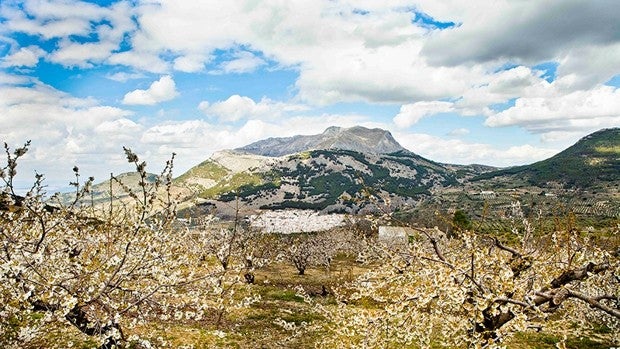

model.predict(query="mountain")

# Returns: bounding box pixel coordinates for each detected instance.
[174,148,465,214]
[237,126,406,156]
[473,128,619,188]
[173,126,495,214]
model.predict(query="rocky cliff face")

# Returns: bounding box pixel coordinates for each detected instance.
[237,126,406,156]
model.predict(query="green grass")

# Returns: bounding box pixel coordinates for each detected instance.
[509,332,614,349]
[175,159,229,182]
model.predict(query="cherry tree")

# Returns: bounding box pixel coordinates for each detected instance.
[0,143,255,348]
[312,222,619,348]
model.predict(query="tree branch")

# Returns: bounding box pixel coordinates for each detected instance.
[566,289,620,319]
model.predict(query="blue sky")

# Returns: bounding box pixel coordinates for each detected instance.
[1,0,619,191]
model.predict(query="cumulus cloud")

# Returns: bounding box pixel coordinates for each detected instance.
[215,51,266,74]
[116,1,485,104]
[1,0,135,67]
[173,54,210,73]
[293,42,481,105]
[422,0,620,68]
[49,40,117,67]
[198,95,308,122]
[485,85,620,133]
[393,101,454,127]
[394,132,558,167]
[417,0,620,95]
[455,66,551,115]
[108,51,169,74]
[0,74,139,188]
[2,0,618,188]
[122,75,179,105]
[5,0,617,110]
[0,72,33,85]
[554,42,620,89]
[1,45,45,67]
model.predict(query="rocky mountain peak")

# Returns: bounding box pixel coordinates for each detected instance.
[237,125,406,157]
[322,126,343,135]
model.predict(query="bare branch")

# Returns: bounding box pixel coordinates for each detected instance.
[566,289,620,319]
[493,237,522,258]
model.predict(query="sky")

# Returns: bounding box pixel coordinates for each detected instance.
[1,0,619,192]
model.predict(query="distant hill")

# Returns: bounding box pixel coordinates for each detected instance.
[237,126,406,156]
[57,171,158,205]
[473,128,619,188]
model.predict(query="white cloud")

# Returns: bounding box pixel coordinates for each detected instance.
[539,130,585,144]
[555,42,620,89]
[2,0,619,188]
[415,0,620,112]
[293,41,481,105]
[1,0,136,68]
[0,75,139,188]
[0,72,33,85]
[215,51,266,74]
[393,101,454,127]
[141,120,211,146]
[485,85,620,133]
[5,0,618,111]
[108,51,169,73]
[105,71,146,82]
[422,0,620,70]
[122,75,179,105]
[48,40,116,67]
[2,8,93,39]
[455,66,551,115]
[95,118,143,141]
[1,45,45,67]
[198,95,308,122]
[173,54,209,73]
[447,128,469,137]
[120,1,484,104]
[394,132,558,167]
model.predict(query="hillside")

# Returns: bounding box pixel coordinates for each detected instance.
[473,128,619,188]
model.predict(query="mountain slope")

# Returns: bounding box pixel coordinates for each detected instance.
[227,149,461,211]
[473,128,619,188]
[237,126,406,156]
[174,148,469,213]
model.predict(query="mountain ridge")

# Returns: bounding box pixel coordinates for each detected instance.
[237,125,406,156]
